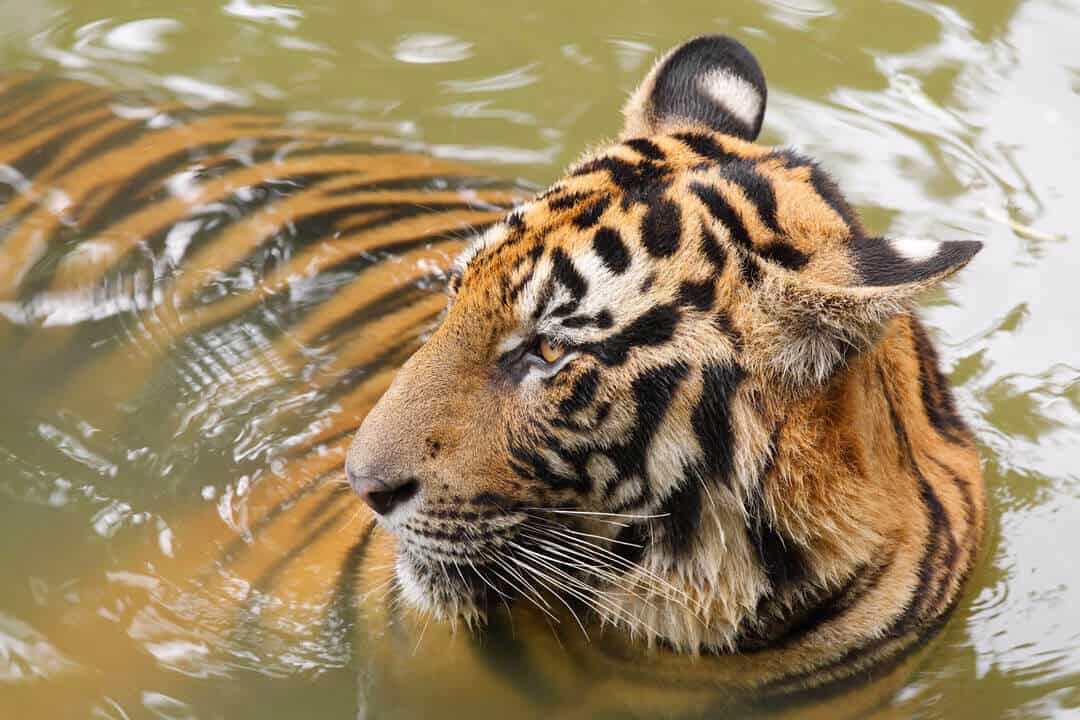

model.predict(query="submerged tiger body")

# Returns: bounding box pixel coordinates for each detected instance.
[1,35,983,720]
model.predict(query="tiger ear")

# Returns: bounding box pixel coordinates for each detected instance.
[749,237,982,386]
[622,35,767,141]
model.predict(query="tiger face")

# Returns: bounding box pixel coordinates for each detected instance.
[345,35,980,649]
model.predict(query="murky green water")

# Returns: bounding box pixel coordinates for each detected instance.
[1,0,1079,717]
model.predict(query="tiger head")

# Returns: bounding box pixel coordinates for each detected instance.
[345,35,980,649]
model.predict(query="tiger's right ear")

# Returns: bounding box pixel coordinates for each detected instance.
[622,35,767,141]
[747,236,983,387]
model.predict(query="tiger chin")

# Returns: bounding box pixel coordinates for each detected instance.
[346,32,984,678]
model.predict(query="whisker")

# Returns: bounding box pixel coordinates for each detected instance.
[480,553,561,624]
[525,507,672,520]
[508,541,654,635]
[507,553,591,639]
[526,520,698,607]
[522,513,644,549]
[412,612,433,656]
[518,529,659,605]
[360,575,397,603]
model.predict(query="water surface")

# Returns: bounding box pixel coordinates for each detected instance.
[1,0,1079,717]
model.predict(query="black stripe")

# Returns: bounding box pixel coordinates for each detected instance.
[928,456,977,547]
[550,247,588,301]
[673,132,739,164]
[558,368,600,416]
[733,556,877,653]
[508,443,589,492]
[720,160,781,234]
[570,156,670,195]
[714,311,743,350]
[699,224,728,275]
[692,363,744,487]
[640,197,682,258]
[689,183,781,285]
[560,312,606,329]
[612,521,649,569]
[808,164,861,234]
[547,190,591,211]
[573,196,610,229]
[757,241,810,271]
[772,150,862,236]
[689,182,751,250]
[676,280,715,311]
[910,319,969,444]
[774,550,894,649]
[744,429,804,592]
[605,361,689,500]
[882,367,958,621]
[592,226,630,274]
[624,138,666,161]
[656,469,704,558]
[740,254,762,286]
[758,578,964,708]
[585,303,681,366]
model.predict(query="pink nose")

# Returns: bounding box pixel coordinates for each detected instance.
[346,465,420,516]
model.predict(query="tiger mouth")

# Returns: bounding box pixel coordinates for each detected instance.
[391,512,620,623]
[394,545,519,621]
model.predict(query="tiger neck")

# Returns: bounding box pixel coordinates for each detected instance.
[610,315,977,654]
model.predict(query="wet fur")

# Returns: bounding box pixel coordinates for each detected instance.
[347,33,985,685]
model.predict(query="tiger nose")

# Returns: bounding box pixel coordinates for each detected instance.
[346,464,420,516]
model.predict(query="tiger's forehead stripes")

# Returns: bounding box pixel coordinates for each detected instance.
[457,132,863,325]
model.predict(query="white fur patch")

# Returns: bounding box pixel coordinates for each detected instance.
[890,237,942,263]
[497,332,528,355]
[697,68,762,129]
[454,223,510,274]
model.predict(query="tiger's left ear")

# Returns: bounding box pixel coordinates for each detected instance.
[749,236,982,386]
[622,35,767,141]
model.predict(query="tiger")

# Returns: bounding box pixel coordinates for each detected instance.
[0,35,984,720]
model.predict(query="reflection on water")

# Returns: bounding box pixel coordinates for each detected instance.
[2,0,1080,717]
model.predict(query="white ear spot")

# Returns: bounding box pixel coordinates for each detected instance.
[697,68,762,129]
[890,237,943,263]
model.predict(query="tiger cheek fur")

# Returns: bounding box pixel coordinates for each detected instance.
[346,32,984,666]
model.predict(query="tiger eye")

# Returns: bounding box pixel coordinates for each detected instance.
[538,337,566,364]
